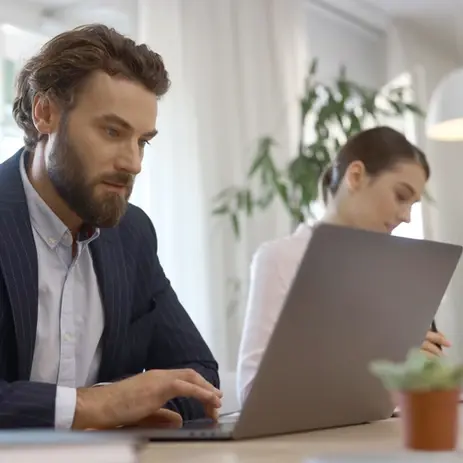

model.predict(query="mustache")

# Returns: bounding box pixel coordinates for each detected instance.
[99,172,134,188]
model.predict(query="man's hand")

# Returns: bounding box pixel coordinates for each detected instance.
[85,408,184,430]
[421,330,451,357]
[134,408,184,429]
[72,369,222,430]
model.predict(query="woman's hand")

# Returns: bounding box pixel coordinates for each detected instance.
[421,330,451,356]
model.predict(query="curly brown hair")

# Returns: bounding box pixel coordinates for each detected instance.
[13,23,170,150]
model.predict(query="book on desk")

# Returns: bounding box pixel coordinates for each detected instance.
[0,429,140,463]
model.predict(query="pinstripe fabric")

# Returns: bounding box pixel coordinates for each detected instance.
[0,149,219,427]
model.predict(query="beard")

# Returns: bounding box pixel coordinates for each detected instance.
[47,117,134,228]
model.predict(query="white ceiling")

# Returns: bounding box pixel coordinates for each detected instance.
[17,0,463,56]
[359,0,463,54]
[27,0,116,5]
[26,0,74,4]
[362,0,457,15]
[23,0,136,37]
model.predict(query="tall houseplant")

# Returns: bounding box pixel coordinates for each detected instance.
[212,58,424,238]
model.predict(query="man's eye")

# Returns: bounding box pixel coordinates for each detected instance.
[139,140,151,148]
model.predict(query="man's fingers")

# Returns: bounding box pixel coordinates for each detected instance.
[171,379,222,408]
[204,404,219,421]
[137,409,183,429]
[172,369,222,397]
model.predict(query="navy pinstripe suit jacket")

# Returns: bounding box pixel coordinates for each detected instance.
[0,149,219,428]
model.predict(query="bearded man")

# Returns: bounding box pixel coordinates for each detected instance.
[0,23,221,430]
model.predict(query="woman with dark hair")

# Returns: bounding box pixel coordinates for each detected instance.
[236,126,450,405]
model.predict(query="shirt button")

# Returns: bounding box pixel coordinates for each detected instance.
[48,237,56,245]
[63,333,73,342]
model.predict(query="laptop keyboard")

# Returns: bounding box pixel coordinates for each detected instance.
[182,417,237,433]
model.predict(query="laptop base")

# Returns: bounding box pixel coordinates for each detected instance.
[146,419,236,441]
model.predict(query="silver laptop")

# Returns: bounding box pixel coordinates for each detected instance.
[142,224,462,441]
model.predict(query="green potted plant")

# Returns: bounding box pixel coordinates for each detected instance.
[212,58,424,238]
[370,348,463,451]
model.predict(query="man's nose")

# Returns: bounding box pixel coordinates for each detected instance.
[116,144,142,175]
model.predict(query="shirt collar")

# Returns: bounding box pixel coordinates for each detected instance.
[19,151,100,250]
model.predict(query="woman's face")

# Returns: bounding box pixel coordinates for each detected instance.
[342,160,427,234]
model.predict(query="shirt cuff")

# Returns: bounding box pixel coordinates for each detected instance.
[55,386,77,429]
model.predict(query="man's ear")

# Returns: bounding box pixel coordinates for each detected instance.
[344,160,368,193]
[32,94,60,136]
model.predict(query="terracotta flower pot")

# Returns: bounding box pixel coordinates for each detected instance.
[397,388,460,451]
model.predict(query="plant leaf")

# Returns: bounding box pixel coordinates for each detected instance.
[247,137,276,179]
[231,213,240,239]
[211,56,426,241]
[370,348,463,391]
[245,190,253,215]
[212,204,229,215]
[309,57,318,76]
[405,102,425,117]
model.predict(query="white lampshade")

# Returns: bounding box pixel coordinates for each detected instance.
[426,68,463,141]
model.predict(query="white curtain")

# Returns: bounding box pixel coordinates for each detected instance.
[134,0,309,371]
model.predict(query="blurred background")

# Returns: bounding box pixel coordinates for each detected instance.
[1,0,463,411]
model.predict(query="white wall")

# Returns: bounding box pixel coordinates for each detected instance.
[0,2,44,34]
[0,0,137,39]
[386,19,463,362]
[40,1,137,38]
[306,2,386,88]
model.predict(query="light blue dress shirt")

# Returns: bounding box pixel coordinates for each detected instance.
[19,154,105,429]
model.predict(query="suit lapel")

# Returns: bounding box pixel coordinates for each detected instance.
[0,149,132,382]
[0,150,38,380]
[90,229,130,382]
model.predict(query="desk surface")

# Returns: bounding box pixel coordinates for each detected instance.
[139,414,422,462]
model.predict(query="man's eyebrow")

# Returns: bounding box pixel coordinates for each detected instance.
[145,129,158,138]
[99,113,157,138]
